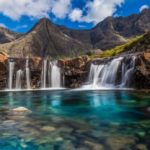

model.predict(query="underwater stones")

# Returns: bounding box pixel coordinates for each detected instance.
[84,141,104,150]
[2,120,16,126]
[2,132,14,137]
[41,126,56,132]
[55,137,63,142]
[135,144,148,150]
[107,136,135,150]
[137,131,146,138]
[57,127,73,133]
[12,107,31,114]
[23,136,35,143]
[61,140,75,150]
[20,139,28,149]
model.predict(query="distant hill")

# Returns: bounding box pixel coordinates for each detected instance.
[61,9,150,50]
[0,27,20,44]
[0,9,150,58]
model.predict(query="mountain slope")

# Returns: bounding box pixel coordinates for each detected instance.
[0,27,20,44]
[1,9,150,58]
[0,19,89,58]
[62,9,150,50]
[90,30,150,59]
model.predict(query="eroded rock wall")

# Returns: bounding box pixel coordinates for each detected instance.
[0,53,149,90]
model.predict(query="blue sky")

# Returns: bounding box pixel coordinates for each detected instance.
[0,0,149,33]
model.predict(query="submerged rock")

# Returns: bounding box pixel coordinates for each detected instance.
[41,126,56,132]
[84,141,104,150]
[107,136,135,150]
[135,144,148,150]
[12,107,31,114]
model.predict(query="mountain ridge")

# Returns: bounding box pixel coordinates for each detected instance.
[0,26,21,44]
[0,9,150,58]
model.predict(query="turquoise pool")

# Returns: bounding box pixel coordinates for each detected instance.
[0,90,149,150]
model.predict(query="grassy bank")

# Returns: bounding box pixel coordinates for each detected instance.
[90,35,144,59]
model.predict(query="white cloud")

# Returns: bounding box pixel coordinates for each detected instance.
[0,0,51,20]
[52,0,71,19]
[69,8,82,21]
[69,0,124,24]
[140,5,149,12]
[0,0,125,24]
[0,23,6,28]
[0,0,72,20]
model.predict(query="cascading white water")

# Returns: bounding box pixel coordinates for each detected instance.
[41,60,62,88]
[88,64,104,88]
[120,56,136,87]
[101,57,123,86]
[8,61,15,89]
[50,61,61,88]
[15,70,23,89]
[41,59,48,88]
[25,57,31,89]
[84,56,136,89]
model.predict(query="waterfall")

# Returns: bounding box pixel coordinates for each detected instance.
[25,57,31,89]
[84,56,136,89]
[120,56,136,87]
[88,64,104,88]
[15,70,23,89]
[50,61,61,88]
[8,61,15,89]
[41,60,62,88]
[41,59,48,88]
[100,57,123,86]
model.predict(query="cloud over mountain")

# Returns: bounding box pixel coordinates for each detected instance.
[0,0,149,27]
[0,0,125,24]
[140,5,149,12]
[70,0,124,24]
[0,0,72,20]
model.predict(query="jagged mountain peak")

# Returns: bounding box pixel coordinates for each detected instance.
[1,9,150,58]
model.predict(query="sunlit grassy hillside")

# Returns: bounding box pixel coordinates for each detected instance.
[90,35,145,59]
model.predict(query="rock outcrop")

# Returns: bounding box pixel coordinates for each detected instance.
[59,55,90,88]
[0,55,90,89]
[0,53,8,89]
[134,51,150,88]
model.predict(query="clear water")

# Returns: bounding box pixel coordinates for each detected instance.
[0,90,149,150]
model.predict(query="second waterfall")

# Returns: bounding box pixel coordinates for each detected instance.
[41,60,63,89]
[83,56,136,89]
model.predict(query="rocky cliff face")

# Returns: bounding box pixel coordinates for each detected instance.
[134,51,150,88]
[0,55,90,90]
[0,54,8,89]
[0,51,149,90]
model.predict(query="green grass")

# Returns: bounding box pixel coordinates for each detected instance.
[90,35,144,59]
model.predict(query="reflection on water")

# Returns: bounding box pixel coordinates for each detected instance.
[0,90,149,150]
